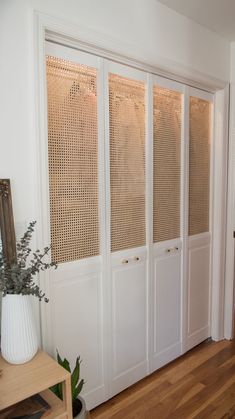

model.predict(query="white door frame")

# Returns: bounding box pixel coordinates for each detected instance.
[212,86,230,340]
[32,10,230,349]
[224,84,234,340]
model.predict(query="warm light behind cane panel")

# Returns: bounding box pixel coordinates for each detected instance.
[46,56,99,263]
[109,74,146,252]
[189,97,211,236]
[153,86,182,243]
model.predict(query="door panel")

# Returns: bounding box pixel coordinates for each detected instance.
[110,247,147,395]
[188,234,210,349]
[51,258,104,409]
[187,90,212,350]
[154,254,181,353]
[113,265,146,375]
[46,55,99,263]
[109,72,146,252]
[153,85,182,243]
[151,79,183,372]
[151,241,182,371]
[108,65,148,396]
[189,96,211,236]
[45,44,105,409]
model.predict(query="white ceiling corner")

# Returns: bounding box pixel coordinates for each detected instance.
[157,0,235,41]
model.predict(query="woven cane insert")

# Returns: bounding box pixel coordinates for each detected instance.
[46,56,99,263]
[153,86,182,243]
[109,74,146,252]
[189,97,211,236]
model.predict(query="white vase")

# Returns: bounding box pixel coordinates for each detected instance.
[1,294,38,364]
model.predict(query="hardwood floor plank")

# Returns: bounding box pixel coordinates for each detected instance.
[171,364,235,418]
[194,382,235,418]
[167,341,230,384]
[112,375,196,419]
[90,340,235,419]
[92,381,171,419]
[177,383,205,408]
[189,376,235,418]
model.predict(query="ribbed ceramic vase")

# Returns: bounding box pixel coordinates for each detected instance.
[1,295,38,364]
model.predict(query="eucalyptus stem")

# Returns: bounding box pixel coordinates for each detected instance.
[0,221,57,301]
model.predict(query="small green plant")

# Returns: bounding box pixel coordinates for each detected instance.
[0,221,57,301]
[51,351,85,402]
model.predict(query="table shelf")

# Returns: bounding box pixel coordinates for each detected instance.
[0,351,72,418]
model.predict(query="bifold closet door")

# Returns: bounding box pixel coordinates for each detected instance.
[151,78,184,372]
[44,41,214,410]
[187,88,213,350]
[107,62,148,396]
[45,43,105,409]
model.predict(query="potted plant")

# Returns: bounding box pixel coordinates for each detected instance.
[51,351,87,418]
[0,221,57,364]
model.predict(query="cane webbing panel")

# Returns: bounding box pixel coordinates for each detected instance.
[46,56,99,263]
[109,74,146,252]
[153,86,182,243]
[189,97,211,236]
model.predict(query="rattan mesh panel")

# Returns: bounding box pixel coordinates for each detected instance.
[153,86,182,243]
[109,74,146,252]
[189,97,211,236]
[46,56,99,263]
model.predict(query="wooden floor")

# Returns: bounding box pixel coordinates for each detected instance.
[90,340,235,418]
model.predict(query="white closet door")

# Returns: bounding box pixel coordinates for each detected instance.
[45,42,105,409]
[106,62,148,396]
[43,41,215,410]
[151,77,184,371]
[187,88,213,350]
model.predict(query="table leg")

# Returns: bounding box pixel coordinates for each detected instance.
[62,376,73,419]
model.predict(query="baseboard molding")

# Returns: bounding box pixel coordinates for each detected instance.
[150,342,182,373]
[83,385,106,410]
[110,360,148,398]
[187,326,210,351]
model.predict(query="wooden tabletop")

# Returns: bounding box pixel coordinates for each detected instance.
[0,350,70,411]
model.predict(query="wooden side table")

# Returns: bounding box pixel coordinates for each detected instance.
[0,350,73,418]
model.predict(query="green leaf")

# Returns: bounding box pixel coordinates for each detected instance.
[71,357,80,396]
[58,382,63,400]
[73,379,85,401]
[56,351,71,373]
[62,357,71,373]
[57,350,64,366]
[50,383,63,400]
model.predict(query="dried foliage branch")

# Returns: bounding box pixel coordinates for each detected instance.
[0,221,57,302]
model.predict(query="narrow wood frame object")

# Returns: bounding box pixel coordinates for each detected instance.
[0,179,17,264]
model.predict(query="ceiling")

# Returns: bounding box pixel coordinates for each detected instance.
[157,0,235,41]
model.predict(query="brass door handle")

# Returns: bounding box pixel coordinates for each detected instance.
[166,247,179,253]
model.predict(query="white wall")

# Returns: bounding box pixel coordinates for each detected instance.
[0,0,231,334]
[231,43,235,81]
[0,0,230,222]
